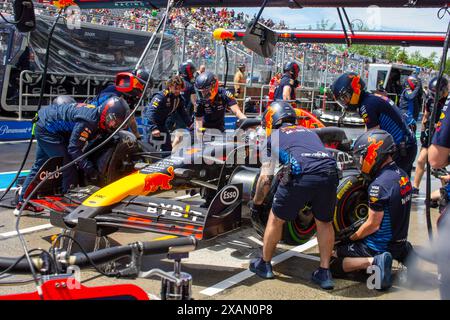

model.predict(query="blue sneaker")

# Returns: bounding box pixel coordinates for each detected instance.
[249,257,274,279]
[412,187,419,198]
[373,252,393,290]
[311,268,334,290]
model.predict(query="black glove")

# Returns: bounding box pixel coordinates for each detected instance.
[420,129,429,146]
[334,219,365,244]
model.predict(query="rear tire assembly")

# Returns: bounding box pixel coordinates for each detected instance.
[333,174,369,233]
[249,173,317,245]
[250,172,369,245]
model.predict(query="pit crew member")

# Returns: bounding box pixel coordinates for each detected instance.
[89,68,150,139]
[249,101,339,290]
[331,72,417,177]
[15,97,130,214]
[331,130,413,291]
[398,75,422,133]
[273,61,300,102]
[429,76,450,300]
[412,76,449,196]
[142,75,190,154]
[193,71,246,136]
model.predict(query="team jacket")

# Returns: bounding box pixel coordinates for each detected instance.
[35,103,100,173]
[88,85,121,107]
[143,90,190,132]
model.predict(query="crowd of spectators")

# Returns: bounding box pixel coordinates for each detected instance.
[3,2,434,86]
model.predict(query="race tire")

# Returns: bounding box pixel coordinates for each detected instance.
[91,131,140,186]
[333,174,369,233]
[250,173,317,245]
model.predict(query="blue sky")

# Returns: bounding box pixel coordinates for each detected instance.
[231,7,450,58]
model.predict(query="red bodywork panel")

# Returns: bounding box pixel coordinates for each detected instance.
[0,278,149,300]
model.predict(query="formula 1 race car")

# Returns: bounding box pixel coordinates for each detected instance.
[22,115,367,245]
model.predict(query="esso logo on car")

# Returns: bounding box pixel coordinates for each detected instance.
[39,167,61,180]
[220,186,239,205]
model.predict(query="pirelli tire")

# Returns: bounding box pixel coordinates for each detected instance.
[251,172,317,245]
[93,131,140,186]
[333,174,369,233]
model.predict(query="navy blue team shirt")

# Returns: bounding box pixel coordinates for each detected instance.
[359,92,415,146]
[194,87,237,131]
[365,162,412,252]
[273,74,296,101]
[264,124,337,176]
[432,100,450,148]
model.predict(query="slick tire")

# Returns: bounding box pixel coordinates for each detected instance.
[250,173,317,245]
[333,174,369,233]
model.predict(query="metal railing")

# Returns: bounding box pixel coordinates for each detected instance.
[18,70,115,118]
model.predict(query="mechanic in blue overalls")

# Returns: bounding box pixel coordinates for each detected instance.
[142,75,190,155]
[398,74,423,134]
[89,68,150,140]
[330,130,413,291]
[193,71,246,137]
[249,101,339,290]
[14,97,130,215]
[331,72,417,177]
[429,91,450,300]
[273,61,300,102]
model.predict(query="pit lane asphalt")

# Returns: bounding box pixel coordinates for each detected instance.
[0,139,442,300]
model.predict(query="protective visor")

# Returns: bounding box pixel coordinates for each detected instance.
[115,72,144,95]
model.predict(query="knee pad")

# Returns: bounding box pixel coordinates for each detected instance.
[330,256,346,277]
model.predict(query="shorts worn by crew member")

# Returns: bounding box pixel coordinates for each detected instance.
[359,92,417,176]
[265,124,338,222]
[337,162,412,261]
[143,89,190,152]
[273,74,296,101]
[195,87,237,132]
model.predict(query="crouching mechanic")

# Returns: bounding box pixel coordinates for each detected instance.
[142,75,190,155]
[331,72,417,177]
[331,130,413,290]
[249,101,339,290]
[15,97,130,215]
[194,71,246,137]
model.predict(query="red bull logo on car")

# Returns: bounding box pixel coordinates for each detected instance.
[143,166,175,193]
